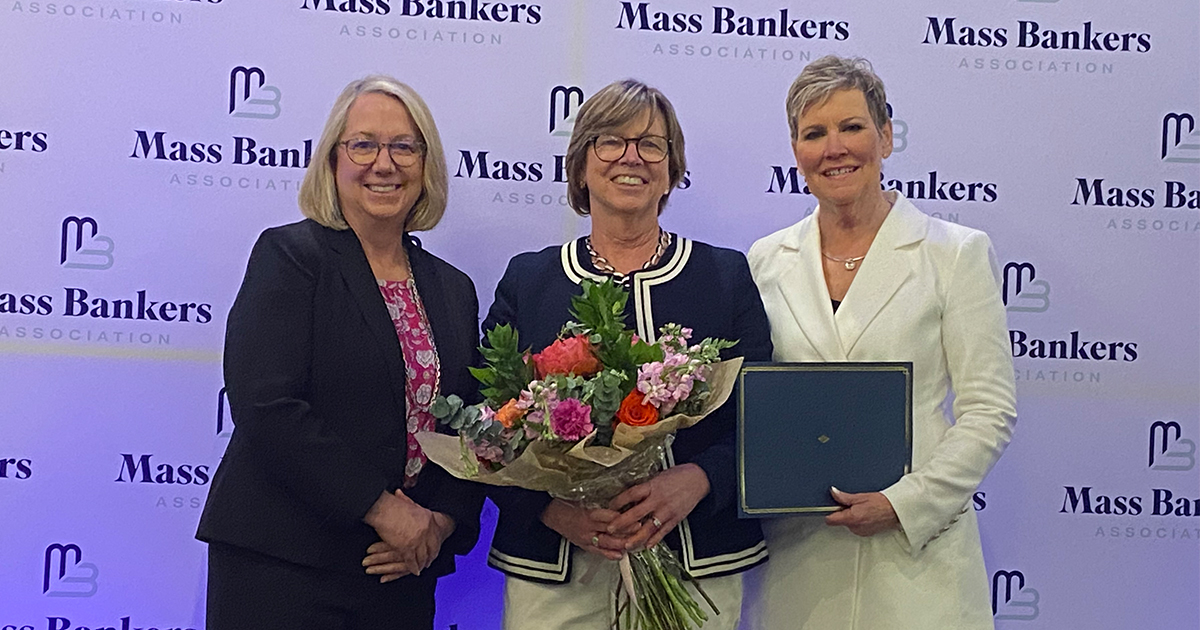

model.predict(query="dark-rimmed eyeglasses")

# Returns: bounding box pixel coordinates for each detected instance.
[338,138,425,166]
[590,134,670,163]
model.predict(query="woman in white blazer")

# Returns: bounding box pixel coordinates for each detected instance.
[746,56,1017,629]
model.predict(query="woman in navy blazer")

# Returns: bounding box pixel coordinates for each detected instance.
[484,79,772,630]
[196,76,483,629]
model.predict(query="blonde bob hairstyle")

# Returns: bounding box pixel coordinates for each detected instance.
[786,56,890,142]
[564,79,687,216]
[299,75,448,232]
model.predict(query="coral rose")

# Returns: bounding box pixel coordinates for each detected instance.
[616,389,659,427]
[532,335,602,379]
[495,399,524,429]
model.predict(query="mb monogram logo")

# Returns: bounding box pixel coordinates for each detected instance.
[1161,112,1199,163]
[1149,421,1196,472]
[60,216,114,271]
[1002,262,1049,313]
[991,569,1039,620]
[549,85,584,137]
[43,543,99,598]
[229,66,282,120]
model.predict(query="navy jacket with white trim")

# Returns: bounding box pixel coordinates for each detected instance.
[483,235,772,583]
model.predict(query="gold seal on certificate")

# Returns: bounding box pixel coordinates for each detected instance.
[737,362,913,516]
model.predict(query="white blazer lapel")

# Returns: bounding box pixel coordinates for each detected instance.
[774,217,846,361]
[837,196,928,357]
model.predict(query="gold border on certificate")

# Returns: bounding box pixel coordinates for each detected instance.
[737,362,913,516]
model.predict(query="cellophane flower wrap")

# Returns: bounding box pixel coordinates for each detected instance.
[418,279,741,630]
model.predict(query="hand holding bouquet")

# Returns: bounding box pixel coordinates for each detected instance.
[418,279,741,630]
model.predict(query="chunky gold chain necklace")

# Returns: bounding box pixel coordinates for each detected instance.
[586,229,671,280]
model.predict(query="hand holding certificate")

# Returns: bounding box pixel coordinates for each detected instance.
[737,362,912,517]
[826,487,902,536]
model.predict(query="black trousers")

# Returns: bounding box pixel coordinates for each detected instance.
[206,542,437,630]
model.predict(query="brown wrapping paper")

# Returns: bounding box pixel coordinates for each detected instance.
[415,357,742,497]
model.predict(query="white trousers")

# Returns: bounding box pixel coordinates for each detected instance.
[502,547,744,630]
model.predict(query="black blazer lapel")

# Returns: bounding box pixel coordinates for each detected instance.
[325,227,408,415]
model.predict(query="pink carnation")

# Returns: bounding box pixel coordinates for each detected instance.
[549,398,594,441]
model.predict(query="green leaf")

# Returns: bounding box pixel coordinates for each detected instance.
[468,366,496,386]
[476,323,535,407]
[429,394,462,420]
[629,339,665,365]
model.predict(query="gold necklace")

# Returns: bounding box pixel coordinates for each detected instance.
[586,230,671,280]
[822,251,866,271]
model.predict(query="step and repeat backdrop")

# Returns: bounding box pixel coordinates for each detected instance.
[1,1,1198,628]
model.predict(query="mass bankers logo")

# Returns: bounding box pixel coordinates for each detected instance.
[921,16,1151,52]
[60,216,114,271]
[615,3,848,63]
[1060,421,1200,520]
[991,569,1039,620]
[1002,261,1049,313]
[615,3,848,39]
[1073,112,1199,235]
[299,0,543,23]
[1004,261,1137,363]
[461,83,579,184]
[43,543,98,598]
[1149,420,1195,472]
[130,66,314,189]
[0,216,213,351]
[1162,112,1200,164]
[549,85,584,137]
[229,66,281,120]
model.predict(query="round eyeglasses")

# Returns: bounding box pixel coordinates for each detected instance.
[590,134,670,163]
[339,138,425,166]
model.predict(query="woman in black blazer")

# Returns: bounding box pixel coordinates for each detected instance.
[196,75,483,629]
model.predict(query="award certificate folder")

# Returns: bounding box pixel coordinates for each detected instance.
[738,362,912,517]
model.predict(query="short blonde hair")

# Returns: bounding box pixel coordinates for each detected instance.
[299,75,448,232]
[786,56,889,142]
[565,79,687,216]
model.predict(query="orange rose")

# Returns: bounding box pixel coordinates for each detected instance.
[616,389,659,427]
[495,399,524,429]
[532,335,602,379]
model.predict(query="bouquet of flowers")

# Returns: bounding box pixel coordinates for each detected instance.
[417,279,742,630]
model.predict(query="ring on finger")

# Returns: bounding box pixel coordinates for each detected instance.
[591,535,600,547]
[652,517,663,529]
